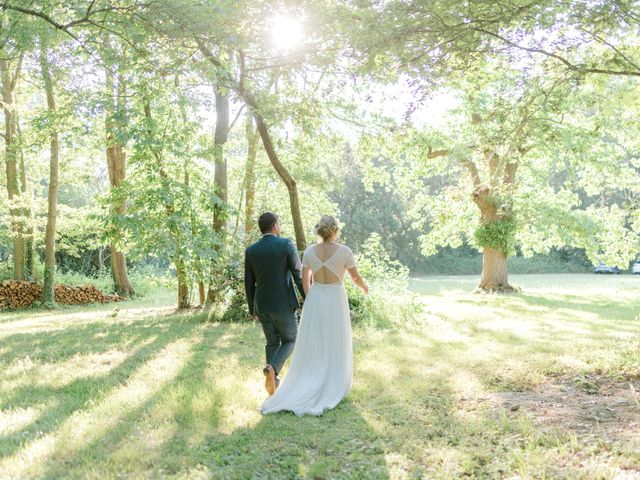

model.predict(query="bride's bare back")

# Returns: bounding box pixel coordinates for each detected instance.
[303,243,355,284]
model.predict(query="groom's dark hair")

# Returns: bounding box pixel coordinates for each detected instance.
[258,212,279,234]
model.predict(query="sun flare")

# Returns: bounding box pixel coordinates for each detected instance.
[270,14,304,51]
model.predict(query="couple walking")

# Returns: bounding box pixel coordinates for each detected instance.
[244,212,368,416]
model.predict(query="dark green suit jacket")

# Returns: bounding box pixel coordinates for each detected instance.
[244,235,305,316]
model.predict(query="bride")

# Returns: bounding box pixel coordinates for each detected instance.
[261,215,368,416]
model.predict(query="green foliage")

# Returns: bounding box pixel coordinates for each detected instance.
[474,218,517,256]
[2,0,640,305]
[215,241,251,323]
[347,233,417,327]
[354,233,409,290]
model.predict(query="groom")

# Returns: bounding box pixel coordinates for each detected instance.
[244,212,305,396]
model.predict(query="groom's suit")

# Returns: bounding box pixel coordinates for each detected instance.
[244,234,305,376]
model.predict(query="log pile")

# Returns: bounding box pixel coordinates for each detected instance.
[0,281,121,309]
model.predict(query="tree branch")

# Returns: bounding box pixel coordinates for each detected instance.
[460,159,481,189]
[577,26,640,73]
[473,26,640,77]
[9,52,23,91]
[504,162,518,185]
[426,146,449,158]
[0,3,81,41]
[228,104,245,133]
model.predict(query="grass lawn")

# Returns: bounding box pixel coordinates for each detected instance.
[0,274,638,479]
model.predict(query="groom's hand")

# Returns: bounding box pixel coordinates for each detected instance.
[251,314,258,321]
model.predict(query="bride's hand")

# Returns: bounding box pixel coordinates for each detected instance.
[361,284,369,295]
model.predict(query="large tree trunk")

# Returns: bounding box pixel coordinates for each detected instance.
[244,112,259,242]
[1,56,25,280]
[105,61,134,296]
[206,86,229,304]
[478,247,513,292]
[471,177,516,293]
[40,46,59,305]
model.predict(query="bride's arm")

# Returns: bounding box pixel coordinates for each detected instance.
[347,266,369,295]
[302,265,313,296]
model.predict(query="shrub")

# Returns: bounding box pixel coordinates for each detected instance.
[348,233,418,328]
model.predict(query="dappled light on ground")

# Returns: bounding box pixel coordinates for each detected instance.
[0,275,638,478]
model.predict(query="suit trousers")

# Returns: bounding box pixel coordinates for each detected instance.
[258,311,297,376]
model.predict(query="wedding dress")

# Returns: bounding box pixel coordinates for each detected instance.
[261,243,355,416]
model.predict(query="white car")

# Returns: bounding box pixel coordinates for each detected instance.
[633,261,640,275]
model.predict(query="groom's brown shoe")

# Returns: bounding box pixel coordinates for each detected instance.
[263,365,276,396]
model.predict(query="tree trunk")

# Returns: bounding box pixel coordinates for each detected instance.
[473,189,515,293]
[244,112,259,242]
[98,246,106,275]
[206,86,229,304]
[143,97,190,309]
[177,259,190,309]
[195,41,306,250]
[478,247,514,292]
[105,60,134,296]
[40,46,59,305]
[198,282,206,305]
[252,108,307,251]
[16,118,34,279]
[213,88,229,229]
[0,57,25,280]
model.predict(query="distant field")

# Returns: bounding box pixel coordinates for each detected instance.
[409,272,640,294]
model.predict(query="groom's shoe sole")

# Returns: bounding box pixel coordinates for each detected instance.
[263,365,276,396]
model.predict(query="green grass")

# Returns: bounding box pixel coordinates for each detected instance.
[1,275,639,479]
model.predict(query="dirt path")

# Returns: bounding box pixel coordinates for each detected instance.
[486,374,639,442]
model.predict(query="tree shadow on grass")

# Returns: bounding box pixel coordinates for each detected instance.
[0,312,231,461]
[36,328,237,479]
[29,324,391,479]
[440,291,639,344]
[515,293,639,324]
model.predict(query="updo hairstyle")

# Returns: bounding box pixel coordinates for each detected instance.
[314,215,340,241]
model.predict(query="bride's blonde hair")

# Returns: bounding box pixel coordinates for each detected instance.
[314,215,340,241]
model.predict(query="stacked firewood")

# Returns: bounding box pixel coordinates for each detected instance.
[0,281,121,309]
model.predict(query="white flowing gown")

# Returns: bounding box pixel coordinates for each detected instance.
[261,244,356,416]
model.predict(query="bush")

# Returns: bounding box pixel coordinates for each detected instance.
[128,264,176,297]
[220,234,419,327]
[348,233,418,328]
[211,241,251,322]
[355,233,409,290]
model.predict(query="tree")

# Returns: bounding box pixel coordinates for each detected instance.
[102,35,135,296]
[0,24,26,280]
[385,62,640,290]
[39,38,59,305]
[243,112,259,242]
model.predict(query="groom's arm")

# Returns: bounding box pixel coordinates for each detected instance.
[286,239,305,300]
[244,249,256,316]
